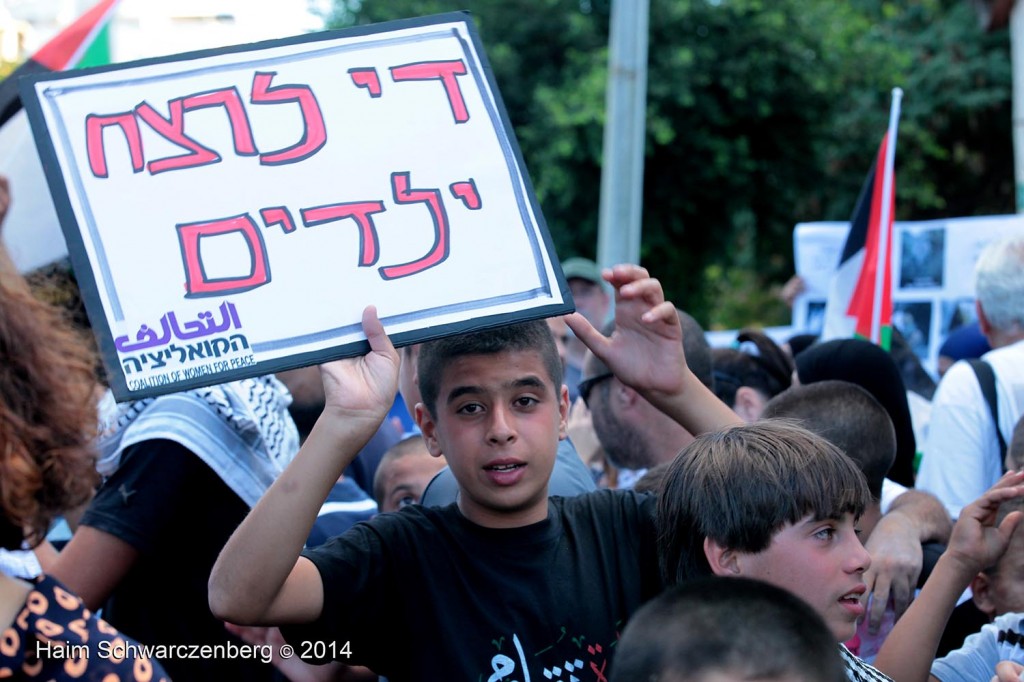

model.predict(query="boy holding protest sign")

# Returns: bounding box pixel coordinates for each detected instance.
[210,265,735,680]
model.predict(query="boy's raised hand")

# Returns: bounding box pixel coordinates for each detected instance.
[566,264,686,397]
[874,471,1024,682]
[319,305,400,426]
[947,470,1024,576]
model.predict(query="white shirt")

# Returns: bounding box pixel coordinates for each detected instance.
[916,338,1024,518]
[931,612,1024,682]
[906,389,932,454]
[880,478,907,514]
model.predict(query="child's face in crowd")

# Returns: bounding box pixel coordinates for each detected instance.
[973,522,1024,618]
[730,512,871,642]
[418,350,568,528]
[378,449,447,513]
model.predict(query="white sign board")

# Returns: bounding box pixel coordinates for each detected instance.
[22,13,572,400]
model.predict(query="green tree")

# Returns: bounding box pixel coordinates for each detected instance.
[328,0,1012,329]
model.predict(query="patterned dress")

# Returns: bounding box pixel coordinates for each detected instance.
[0,574,170,680]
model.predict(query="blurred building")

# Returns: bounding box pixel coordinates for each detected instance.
[0,0,328,272]
[1,0,327,65]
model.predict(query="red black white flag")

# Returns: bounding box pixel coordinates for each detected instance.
[0,0,120,271]
[822,89,903,350]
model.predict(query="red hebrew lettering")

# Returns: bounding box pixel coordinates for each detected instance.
[390,60,470,124]
[177,214,270,298]
[260,206,296,234]
[348,67,382,97]
[250,72,327,165]
[183,87,258,155]
[379,172,450,280]
[449,179,482,210]
[137,87,258,174]
[136,100,220,174]
[301,201,386,267]
[85,112,144,178]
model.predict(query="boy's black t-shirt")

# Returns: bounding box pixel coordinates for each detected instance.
[81,439,276,682]
[283,489,661,681]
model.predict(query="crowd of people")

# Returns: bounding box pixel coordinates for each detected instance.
[1,164,1024,681]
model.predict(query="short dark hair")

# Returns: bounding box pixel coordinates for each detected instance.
[610,577,845,682]
[417,320,562,417]
[372,434,429,504]
[762,380,895,500]
[711,329,793,408]
[657,420,870,586]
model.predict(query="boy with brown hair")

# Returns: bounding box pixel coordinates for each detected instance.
[656,418,1024,682]
[210,266,730,680]
[762,379,952,646]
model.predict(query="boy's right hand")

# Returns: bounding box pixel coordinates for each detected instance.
[319,305,400,426]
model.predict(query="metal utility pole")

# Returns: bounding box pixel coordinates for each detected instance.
[1012,2,1024,211]
[596,0,650,268]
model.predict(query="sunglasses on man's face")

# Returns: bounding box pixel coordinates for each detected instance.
[578,372,613,407]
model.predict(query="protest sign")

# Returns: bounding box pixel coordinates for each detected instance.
[21,12,572,400]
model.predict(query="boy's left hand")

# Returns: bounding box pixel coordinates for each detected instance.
[567,264,685,398]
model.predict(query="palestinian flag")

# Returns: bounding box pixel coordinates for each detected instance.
[0,0,119,126]
[0,0,120,272]
[822,89,903,350]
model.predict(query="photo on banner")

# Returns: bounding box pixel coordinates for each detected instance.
[20,12,572,400]
[792,215,1024,376]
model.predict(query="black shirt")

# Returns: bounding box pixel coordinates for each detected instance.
[82,439,275,682]
[285,489,661,681]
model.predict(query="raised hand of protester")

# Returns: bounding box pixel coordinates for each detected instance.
[319,305,400,426]
[946,470,1024,578]
[567,263,740,436]
[566,264,685,397]
[874,471,1024,682]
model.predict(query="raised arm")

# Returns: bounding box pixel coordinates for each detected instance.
[874,470,1024,682]
[566,264,740,436]
[209,306,399,625]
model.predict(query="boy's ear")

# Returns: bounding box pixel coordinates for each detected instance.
[733,386,766,423]
[703,537,742,577]
[615,383,640,410]
[971,572,998,620]
[415,404,444,458]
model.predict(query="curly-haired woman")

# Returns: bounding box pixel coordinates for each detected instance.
[0,223,170,680]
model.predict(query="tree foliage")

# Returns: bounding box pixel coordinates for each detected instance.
[327,0,1011,328]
